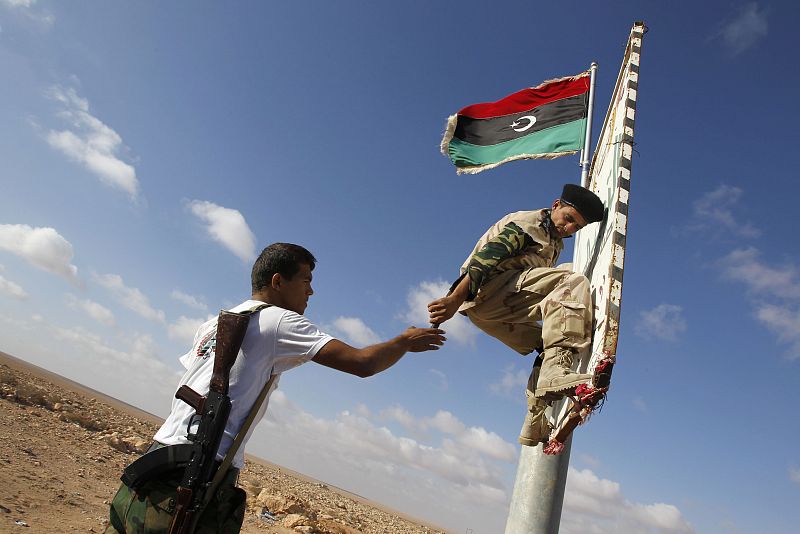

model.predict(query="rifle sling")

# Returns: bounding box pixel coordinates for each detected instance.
[204,372,277,506]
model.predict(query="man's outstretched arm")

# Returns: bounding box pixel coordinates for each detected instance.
[427,274,470,326]
[428,221,534,325]
[312,327,446,378]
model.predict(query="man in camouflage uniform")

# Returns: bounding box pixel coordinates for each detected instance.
[428,184,604,446]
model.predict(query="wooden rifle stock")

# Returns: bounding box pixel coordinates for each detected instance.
[169,486,195,534]
[209,310,251,394]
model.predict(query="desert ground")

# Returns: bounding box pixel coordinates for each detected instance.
[0,351,451,534]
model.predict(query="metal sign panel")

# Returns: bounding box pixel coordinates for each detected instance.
[571,21,644,402]
[548,21,645,438]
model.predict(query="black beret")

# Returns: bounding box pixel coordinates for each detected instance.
[560,184,604,224]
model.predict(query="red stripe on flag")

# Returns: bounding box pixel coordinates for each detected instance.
[458,76,589,119]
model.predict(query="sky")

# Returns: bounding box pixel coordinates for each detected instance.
[0,1,798,533]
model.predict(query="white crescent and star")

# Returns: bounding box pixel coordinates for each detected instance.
[510,115,537,132]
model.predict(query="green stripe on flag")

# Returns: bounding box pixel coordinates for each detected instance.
[448,118,586,168]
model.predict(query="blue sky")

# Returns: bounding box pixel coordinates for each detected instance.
[1,2,798,533]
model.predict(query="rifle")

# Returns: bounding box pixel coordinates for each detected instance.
[120,308,255,533]
[168,309,252,534]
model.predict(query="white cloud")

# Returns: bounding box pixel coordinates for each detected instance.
[65,294,115,327]
[754,304,800,360]
[721,248,800,300]
[715,3,768,56]
[329,316,381,346]
[690,184,759,238]
[790,466,800,484]
[577,453,602,470]
[264,395,511,495]
[0,313,180,416]
[380,405,421,432]
[720,248,800,359]
[170,289,208,311]
[44,85,139,199]
[381,406,517,463]
[0,0,54,28]
[354,403,371,418]
[633,396,648,413]
[457,426,517,462]
[0,273,28,300]
[489,364,529,398]
[0,224,78,281]
[93,272,165,322]
[635,304,686,342]
[401,280,478,346]
[250,394,690,534]
[188,200,256,263]
[427,368,448,391]
[51,324,153,367]
[423,410,466,436]
[2,0,36,7]
[168,315,214,345]
[562,468,693,533]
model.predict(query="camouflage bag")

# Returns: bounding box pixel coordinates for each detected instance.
[105,468,246,534]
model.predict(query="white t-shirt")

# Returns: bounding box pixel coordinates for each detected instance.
[153,300,333,468]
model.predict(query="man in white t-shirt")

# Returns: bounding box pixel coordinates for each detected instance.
[107,243,445,534]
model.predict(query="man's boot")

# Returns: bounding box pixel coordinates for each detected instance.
[534,347,591,399]
[518,364,552,446]
[518,396,552,446]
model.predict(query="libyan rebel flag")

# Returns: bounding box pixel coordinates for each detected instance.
[441,71,590,174]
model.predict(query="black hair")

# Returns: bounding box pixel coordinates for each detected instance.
[251,243,316,293]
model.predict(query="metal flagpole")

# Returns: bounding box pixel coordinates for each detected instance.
[504,62,598,534]
[504,435,572,533]
[580,62,599,188]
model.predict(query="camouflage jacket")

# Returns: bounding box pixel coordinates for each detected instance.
[458,209,562,311]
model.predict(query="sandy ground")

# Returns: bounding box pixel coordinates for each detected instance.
[0,351,451,534]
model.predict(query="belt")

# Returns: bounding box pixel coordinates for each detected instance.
[146,441,240,482]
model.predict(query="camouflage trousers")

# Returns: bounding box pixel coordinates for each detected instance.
[105,465,246,534]
[465,266,592,356]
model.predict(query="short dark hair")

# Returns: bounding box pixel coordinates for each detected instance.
[251,243,317,293]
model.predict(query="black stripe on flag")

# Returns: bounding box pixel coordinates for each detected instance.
[454,94,586,146]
